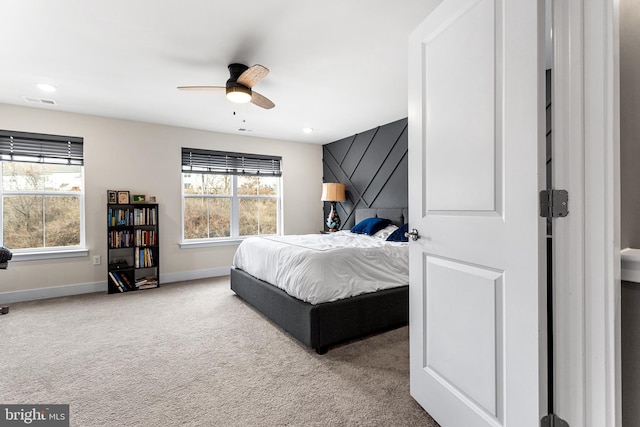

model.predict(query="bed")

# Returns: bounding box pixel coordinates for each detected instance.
[230,207,409,354]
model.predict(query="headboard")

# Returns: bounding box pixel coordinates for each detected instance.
[355,208,408,227]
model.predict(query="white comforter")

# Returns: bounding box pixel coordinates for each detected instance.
[232,231,408,305]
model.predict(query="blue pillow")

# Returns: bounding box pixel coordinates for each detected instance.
[387,223,409,242]
[351,217,391,236]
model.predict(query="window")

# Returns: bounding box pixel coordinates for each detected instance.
[0,130,84,252]
[181,148,281,242]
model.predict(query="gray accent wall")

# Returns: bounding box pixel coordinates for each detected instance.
[322,118,408,230]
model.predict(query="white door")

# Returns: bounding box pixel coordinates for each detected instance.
[407,0,545,426]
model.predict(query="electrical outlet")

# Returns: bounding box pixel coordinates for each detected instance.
[92,255,101,265]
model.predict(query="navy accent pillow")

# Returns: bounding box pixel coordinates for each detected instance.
[351,217,391,236]
[387,223,409,242]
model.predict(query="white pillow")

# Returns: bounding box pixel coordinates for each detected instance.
[372,224,398,240]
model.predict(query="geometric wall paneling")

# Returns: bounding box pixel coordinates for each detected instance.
[340,128,378,177]
[325,134,354,168]
[351,120,406,201]
[360,125,408,207]
[322,118,408,230]
[322,147,351,184]
[369,150,408,208]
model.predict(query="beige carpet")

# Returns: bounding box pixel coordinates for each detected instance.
[0,277,439,426]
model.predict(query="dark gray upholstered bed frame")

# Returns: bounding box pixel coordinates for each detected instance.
[230,208,409,354]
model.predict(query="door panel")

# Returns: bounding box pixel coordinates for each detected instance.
[408,0,544,425]
[425,256,501,416]
[425,0,497,212]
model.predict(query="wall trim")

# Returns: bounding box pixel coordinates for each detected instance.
[160,267,231,284]
[553,0,621,425]
[0,267,232,304]
[0,281,106,304]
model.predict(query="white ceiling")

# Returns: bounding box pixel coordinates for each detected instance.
[0,1,440,144]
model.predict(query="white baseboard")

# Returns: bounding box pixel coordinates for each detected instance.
[0,267,232,304]
[160,267,231,284]
[0,281,107,304]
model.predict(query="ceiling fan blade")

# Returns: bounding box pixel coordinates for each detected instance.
[177,86,225,91]
[237,64,269,88]
[250,91,275,109]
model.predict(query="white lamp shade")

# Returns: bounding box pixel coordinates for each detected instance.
[321,183,346,202]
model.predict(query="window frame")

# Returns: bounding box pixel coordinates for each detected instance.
[0,130,87,260]
[180,148,282,247]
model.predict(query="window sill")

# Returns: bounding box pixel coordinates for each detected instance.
[179,239,244,249]
[11,248,89,262]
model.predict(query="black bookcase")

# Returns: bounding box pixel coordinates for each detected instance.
[107,203,159,293]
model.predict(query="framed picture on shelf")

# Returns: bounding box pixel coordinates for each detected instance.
[117,191,130,204]
[132,194,146,203]
[107,190,117,204]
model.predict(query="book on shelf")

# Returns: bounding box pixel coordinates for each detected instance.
[109,230,133,248]
[108,271,126,292]
[114,271,130,291]
[135,276,155,284]
[135,276,158,289]
[108,207,133,227]
[135,247,155,268]
[134,229,157,247]
[133,206,157,226]
[120,273,133,289]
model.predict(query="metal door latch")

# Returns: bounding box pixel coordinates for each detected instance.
[405,229,420,241]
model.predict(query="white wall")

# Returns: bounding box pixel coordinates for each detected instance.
[0,103,323,299]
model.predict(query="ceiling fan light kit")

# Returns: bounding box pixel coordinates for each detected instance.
[226,84,252,104]
[178,63,275,109]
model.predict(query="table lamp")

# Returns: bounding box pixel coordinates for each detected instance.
[321,183,346,231]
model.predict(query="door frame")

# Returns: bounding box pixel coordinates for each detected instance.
[552,0,621,426]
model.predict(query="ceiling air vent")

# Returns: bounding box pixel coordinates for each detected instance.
[22,96,56,105]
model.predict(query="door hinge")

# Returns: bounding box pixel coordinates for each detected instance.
[539,189,569,218]
[541,414,569,427]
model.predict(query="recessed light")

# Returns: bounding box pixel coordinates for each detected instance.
[302,127,314,134]
[37,83,56,92]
